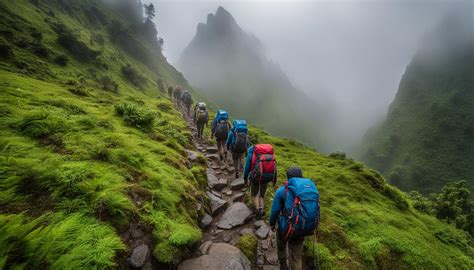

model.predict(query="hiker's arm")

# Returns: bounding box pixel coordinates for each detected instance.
[243,147,253,182]
[225,132,233,149]
[270,187,285,227]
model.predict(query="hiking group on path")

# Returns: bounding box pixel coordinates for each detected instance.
[171,87,320,270]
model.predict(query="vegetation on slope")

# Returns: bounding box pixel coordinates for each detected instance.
[247,126,473,269]
[0,0,205,268]
[360,14,473,195]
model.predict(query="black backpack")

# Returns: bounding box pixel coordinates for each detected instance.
[233,132,248,154]
[183,93,192,106]
[196,109,208,124]
[215,120,229,140]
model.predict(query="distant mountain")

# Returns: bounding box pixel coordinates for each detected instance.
[179,7,329,151]
[360,14,474,194]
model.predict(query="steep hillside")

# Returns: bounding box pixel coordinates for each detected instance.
[0,1,473,269]
[178,7,331,152]
[0,0,205,268]
[360,14,474,195]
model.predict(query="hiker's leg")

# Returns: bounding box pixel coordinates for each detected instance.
[289,237,304,270]
[216,140,223,158]
[232,152,239,176]
[277,232,287,267]
[258,183,268,216]
[250,182,260,211]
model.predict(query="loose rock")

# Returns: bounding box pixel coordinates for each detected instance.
[184,150,199,162]
[178,243,251,270]
[239,228,255,236]
[232,192,245,202]
[129,244,149,268]
[230,178,246,190]
[200,214,212,229]
[207,191,228,216]
[199,241,213,255]
[256,224,270,239]
[217,202,253,229]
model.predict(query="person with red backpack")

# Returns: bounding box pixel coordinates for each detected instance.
[226,120,248,179]
[269,167,320,270]
[243,144,277,219]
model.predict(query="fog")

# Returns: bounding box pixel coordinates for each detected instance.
[150,0,471,152]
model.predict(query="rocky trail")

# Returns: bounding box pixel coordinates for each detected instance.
[178,111,279,270]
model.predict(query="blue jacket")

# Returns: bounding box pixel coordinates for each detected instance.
[243,146,254,181]
[269,185,289,233]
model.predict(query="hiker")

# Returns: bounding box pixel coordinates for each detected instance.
[269,167,320,270]
[211,110,231,161]
[167,86,173,98]
[173,86,182,106]
[181,90,193,116]
[194,102,209,139]
[243,144,277,219]
[226,119,248,178]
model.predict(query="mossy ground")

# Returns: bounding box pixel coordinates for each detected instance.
[236,234,258,267]
[0,0,204,268]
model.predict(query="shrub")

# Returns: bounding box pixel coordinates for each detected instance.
[409,191,431,214]
[0,37,13,58]
[16,112,68,139]
[68,87,89,97]
[329,151,346,160]
[98,75,118,92]
[114,102,155,130]
[56,24,99,61]
[121,64,146,88]
[53,54,69,66]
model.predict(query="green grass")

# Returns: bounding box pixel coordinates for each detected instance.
[247,126,474,269]
[236,234,258,267]
[0,0,205,267]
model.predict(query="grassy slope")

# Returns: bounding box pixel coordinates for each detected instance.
[359,25,474,195]
[0,1,472,269]
[0,0,206,268]
[248,127,473,269]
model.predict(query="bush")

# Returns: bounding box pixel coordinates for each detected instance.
[56,24,99,61]
[0,37,13,58]
[114,103,155,130]
[16,112,68,139]
[68,87,89,97]
[329,151,346,160]
[53,54,69,66]
[121,64,146,88]
[98,75,118,92]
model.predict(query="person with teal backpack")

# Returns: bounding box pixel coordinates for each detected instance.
[211,110,231,161]
[226,120,248,178]
[269,166,320,270]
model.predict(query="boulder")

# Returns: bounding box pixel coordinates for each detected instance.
[207,191,228,216]
[230,178,246,190]
[128,244,149,268]
[254,220,266,228]
[178,243,251,270]
[217,202,253,229]
[200,214,212,229]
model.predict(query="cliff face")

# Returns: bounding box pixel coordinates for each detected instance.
[179,7,330,151]
[361,14,474,194]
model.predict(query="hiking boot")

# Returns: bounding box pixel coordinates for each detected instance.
[257,208,263,220]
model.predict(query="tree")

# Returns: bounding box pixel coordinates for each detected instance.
[144,3,155,20]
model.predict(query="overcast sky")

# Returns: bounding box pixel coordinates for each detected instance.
[150,0,471,151]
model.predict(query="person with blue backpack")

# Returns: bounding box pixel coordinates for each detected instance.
[226,120,249,178]
[269,166,320,270]
[211,110,231,161]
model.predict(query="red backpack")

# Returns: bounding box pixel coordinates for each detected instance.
[251,144,277,185]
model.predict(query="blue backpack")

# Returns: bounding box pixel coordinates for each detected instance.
[215,110,228,122]
[232,120,248,133]
[232,120,248,153]
[283,178,320,240]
